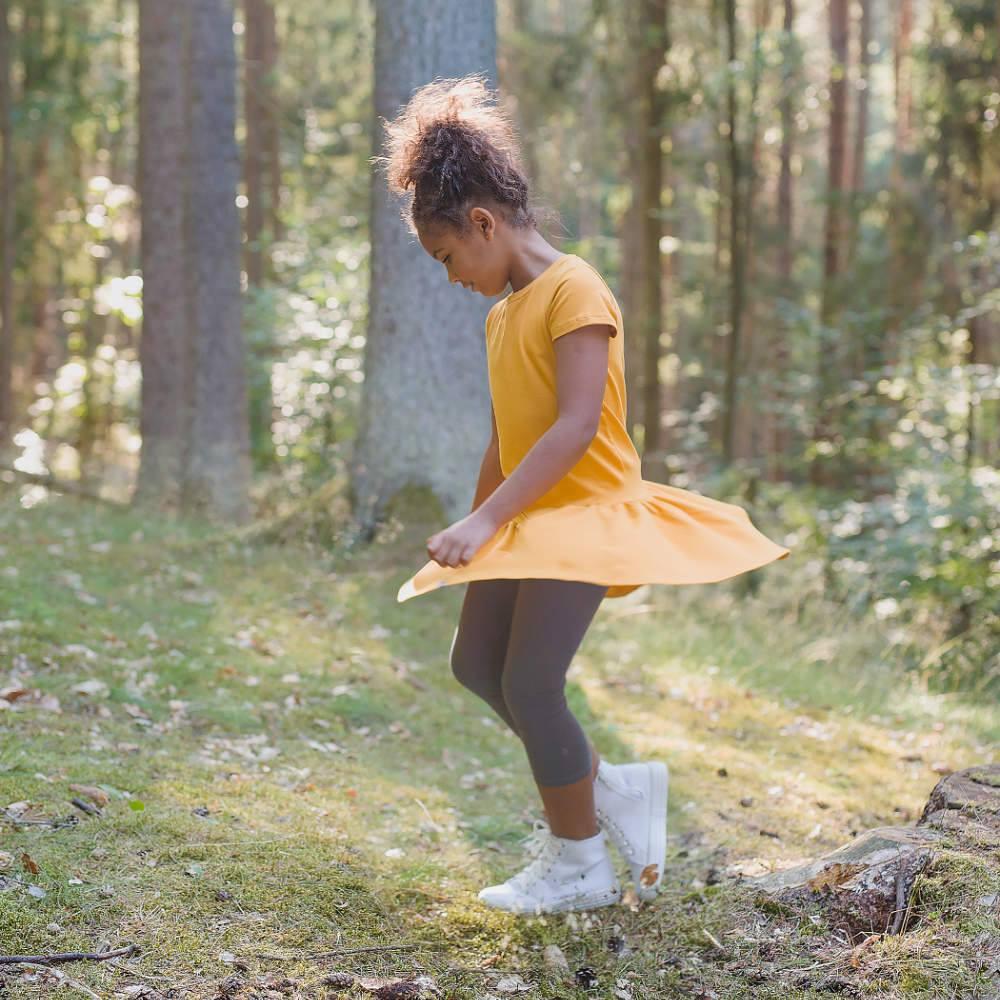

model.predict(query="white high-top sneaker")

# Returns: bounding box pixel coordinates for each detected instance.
[477,819,621,914]
[593,760,668,901]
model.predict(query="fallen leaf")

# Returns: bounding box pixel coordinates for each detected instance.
[639,863,659,888]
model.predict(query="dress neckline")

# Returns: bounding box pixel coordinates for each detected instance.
[504,253,575,304]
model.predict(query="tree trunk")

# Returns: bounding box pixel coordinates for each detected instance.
[578,33,601,249]
[244,0,265,290]
[262,2,282,245]
[734,0,771,465]
[810,0,849,488]
[845,0,870,272]
[769,0,797,483]
[242,0,278,471]
[721,0,745,465]
[0,0,12,445]
[351,0,497,534]
[637,0,669,479]
[182,0,251,521]
[507,0,540,194]
[886,0,914,372]
[620,2,643,442]
[135,1,193,511]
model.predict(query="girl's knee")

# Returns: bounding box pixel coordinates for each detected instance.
[449,629,497,691]
[501,671,565,725]
[448,627,470,685]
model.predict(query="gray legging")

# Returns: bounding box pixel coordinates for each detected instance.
[449,577,608,787]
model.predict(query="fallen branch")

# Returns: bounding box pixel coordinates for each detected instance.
[0,944,138,966]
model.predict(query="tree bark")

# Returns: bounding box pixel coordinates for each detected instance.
[733,0,771,465]
[182,0,251,521]
[637,0,669,478]
[136,0,192,511]
[0,0,13,444]
[885,0,914,372]
[242,0,279,470]
[810,0,849,488]
[769,0,797,482]
[351,0,497,534]
[721,0,744,465]
[845,0,870,272]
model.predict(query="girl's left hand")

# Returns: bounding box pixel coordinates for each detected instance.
[427,510,501,568]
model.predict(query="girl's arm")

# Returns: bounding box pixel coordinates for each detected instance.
[469,442,505,513]
[474,324,612,529]
[469,402,503,513]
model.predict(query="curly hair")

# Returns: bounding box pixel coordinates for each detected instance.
[372,72,552,238]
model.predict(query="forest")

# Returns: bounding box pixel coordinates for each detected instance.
[0,1,998,998]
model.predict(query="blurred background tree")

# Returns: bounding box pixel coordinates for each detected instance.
[0,0,995,692]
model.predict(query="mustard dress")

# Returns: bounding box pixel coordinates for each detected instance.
[396,253,790,604]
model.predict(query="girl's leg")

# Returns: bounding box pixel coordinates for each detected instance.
[449,577,603,831]
[449,578,524,736]
[500,578,608,839]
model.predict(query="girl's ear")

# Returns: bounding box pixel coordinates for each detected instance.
[475,207,494,239]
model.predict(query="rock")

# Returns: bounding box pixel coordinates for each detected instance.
[917,764,1000,829]
[542,943,570,973]
[746,825,940,941]
[744,764,1000,943]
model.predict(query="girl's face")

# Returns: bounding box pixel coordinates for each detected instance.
[418,209,506,297]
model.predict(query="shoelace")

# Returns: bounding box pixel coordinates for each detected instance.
[507,818,561,892]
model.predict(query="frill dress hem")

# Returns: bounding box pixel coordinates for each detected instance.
[396,479,791,604]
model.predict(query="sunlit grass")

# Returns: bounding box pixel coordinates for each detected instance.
[0,489,996,998]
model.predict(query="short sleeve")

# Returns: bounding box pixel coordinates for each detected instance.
[546,264,620,341]
[486,301,502,339]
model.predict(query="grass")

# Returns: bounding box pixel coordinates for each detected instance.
[0,486,997,998]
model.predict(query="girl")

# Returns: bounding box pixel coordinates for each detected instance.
[376,74,791,915]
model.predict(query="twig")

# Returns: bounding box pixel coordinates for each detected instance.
[701,927,726,952]
[412,796,444,832]
[0,944,137,966]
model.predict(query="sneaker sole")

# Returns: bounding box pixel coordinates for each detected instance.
[491,883,622,915]
[635,761,668,901]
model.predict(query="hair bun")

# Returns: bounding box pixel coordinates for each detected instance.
[373,72,544,237]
